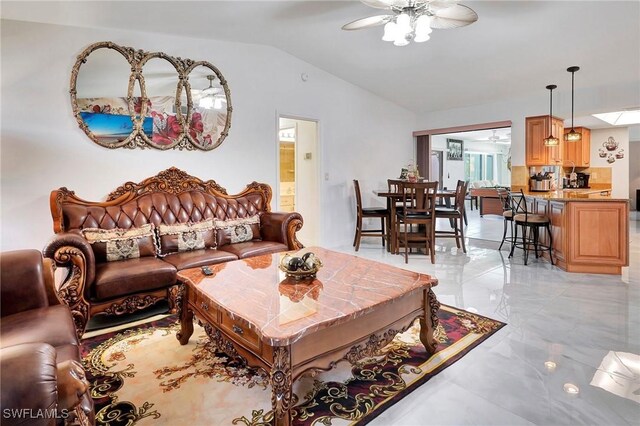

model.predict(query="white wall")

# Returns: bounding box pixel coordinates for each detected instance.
[590,128,630,199]
[1,19,415,251]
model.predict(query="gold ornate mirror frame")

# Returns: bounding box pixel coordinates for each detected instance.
[70,41,232,151]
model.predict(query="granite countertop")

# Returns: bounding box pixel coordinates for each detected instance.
[518,188,628,202]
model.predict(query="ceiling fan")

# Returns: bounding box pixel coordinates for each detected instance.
[342,0,478,46]
[487,130,511,144]
[191,75,226,110]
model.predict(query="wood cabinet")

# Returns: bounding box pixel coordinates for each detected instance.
[524,195,628,274]
[563,127,591,167]
[566,201,629,274]
[526,115,564,166]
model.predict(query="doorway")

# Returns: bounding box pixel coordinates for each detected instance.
[431,151,443,189]
[278,116,319,246]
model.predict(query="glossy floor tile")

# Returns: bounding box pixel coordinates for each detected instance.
[335,212,639,425]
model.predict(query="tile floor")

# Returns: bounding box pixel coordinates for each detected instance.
[336,210,639,425]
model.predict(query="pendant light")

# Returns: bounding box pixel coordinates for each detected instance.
[564,66,582,142]
[543,84,559,146]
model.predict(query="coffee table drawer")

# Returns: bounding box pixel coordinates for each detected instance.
[220,312,261,351]
[192,291,217,320]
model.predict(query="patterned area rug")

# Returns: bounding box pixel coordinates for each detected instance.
[81,305,505,425]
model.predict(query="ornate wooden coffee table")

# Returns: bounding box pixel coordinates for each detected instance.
[176,247,439,426]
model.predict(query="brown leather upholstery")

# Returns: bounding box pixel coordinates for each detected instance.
[0,343,58,426]
[219,241,289,259]
[0,249,49,317]
[94,257,177,301]
[162,249,238,270]
[1,305,80,354]
[0,250,94,424]
[61,191,267,231]
[46,168,304,335]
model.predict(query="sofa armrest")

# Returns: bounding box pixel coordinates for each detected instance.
[0,343,59,426]
[0,250,51,316]
[42,233,95,337]
[260,212,304,250]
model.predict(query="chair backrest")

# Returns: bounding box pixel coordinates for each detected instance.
[353,180,363,213]
[454,180,469,212]
[387,179,403,193]
[496,187,511,213]
[510,189,529,217]
[399,181,439,217]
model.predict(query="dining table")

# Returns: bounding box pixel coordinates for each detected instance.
[374,187,457,254]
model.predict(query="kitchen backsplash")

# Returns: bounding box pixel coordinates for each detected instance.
[561,166,612,188]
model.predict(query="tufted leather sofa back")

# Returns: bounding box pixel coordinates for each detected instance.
[50,168,272,233]
[60,191,266,231]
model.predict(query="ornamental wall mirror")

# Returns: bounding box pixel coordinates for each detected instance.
[71,41,232,151]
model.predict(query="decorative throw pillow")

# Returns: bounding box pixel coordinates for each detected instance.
[215,216,261,247]
[83,224,156,262]
[157,219,216,255]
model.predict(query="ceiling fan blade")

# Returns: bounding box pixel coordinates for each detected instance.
[427,0,460,11]
[360,0,407,9]
[430,4,478,29]
[342,15,394,30]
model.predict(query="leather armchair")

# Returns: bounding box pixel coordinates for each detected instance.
[0,249,94,425]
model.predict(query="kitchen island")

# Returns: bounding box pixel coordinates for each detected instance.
[514,188,629,274]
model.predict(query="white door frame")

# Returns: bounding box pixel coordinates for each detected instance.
[275,112,322,246]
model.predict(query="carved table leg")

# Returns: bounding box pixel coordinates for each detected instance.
[271,346,293,426]
[419,287,440,355]
[176,285,193,345]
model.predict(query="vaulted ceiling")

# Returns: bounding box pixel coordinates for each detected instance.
[3,1,639,116]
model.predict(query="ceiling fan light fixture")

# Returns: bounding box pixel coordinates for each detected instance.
[415,14,433,35]
[393,35,410,46]
[344,1,477,47]
[564,66,582,142]
[396,12,411,33]
[382,21,397,41]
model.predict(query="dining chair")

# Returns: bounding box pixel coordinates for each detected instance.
[353,180,389,251]
[434,180,468,253]
[509,189,554,266]
[395,181,438,264]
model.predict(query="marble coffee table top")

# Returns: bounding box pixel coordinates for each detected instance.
[178,247,438,346]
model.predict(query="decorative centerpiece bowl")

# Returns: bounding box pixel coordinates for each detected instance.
[279,252,323,281]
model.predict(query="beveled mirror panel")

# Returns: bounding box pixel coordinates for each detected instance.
[71,41,232,150]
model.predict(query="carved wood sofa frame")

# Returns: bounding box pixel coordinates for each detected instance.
[44,167,304,337]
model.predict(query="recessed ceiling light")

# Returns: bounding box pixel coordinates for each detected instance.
[544,361,557,372]
[592,109,640,126]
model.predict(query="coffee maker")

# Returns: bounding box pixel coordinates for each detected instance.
[576,173,590,188]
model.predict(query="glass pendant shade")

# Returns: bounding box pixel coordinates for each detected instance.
[382,22,397,41]
[543,84,559,146]
[565,128,582,142]
[564,66,581,142]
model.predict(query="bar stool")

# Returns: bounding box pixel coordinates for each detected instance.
[497,188,521,251]
[509,189,554,265]
[353,180,388,251]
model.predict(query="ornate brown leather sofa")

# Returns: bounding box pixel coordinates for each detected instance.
[44,167,303,336]
[0,249,94,425]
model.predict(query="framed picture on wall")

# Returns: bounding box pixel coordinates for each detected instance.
[447,138,463,161]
